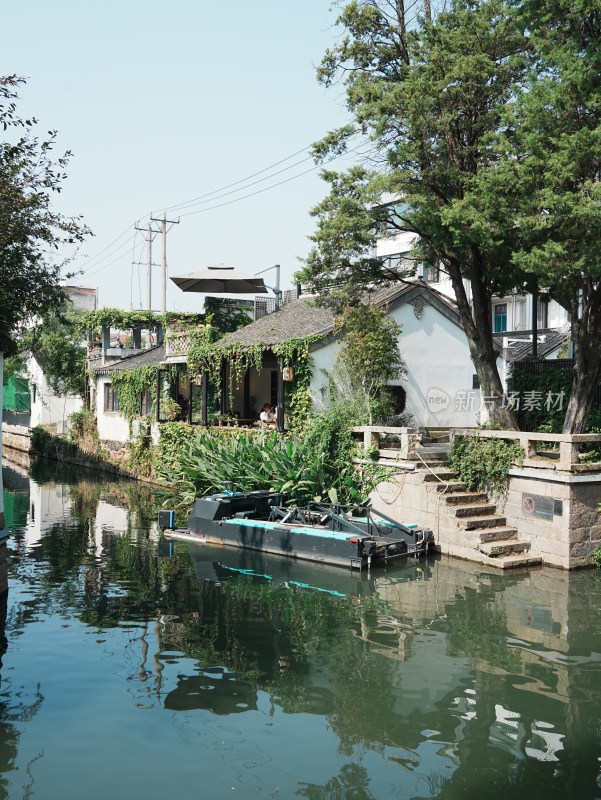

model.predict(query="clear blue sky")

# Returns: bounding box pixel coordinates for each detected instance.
[3,1,355,313]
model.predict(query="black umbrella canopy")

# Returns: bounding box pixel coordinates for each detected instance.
[170,263,268,294]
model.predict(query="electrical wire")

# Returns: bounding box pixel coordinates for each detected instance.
[76,137,366,279]
[178,143,366,219]
[157,144,314,214]
[157,152,315,215]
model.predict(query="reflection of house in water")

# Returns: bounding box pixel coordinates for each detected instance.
[156,544,601,792]
[2,463,157,560]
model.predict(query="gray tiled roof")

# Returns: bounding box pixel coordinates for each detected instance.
[219,297,335,348]
[218,280,460,349]
[93,343,166,375]
[494,328,570,361]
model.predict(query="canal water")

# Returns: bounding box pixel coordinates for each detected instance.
[2,459,601,800]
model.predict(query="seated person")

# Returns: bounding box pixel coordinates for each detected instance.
[260,403,276,427]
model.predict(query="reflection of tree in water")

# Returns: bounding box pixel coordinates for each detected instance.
[297,763,375,800]
[67,478,160,529]
[0,593,44,800]
[444,585,521,673]
[159,574,421,755]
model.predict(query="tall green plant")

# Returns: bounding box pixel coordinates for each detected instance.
[335,304,405,425]
[155,431,331,508]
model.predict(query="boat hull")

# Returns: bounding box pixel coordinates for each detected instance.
[180,491,430,569]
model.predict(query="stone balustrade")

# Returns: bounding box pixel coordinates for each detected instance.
[353,426,420,461]
[451,428,601,472]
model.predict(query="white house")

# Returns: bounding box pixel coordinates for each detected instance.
[11,286,99,432]
[374,221,571,355]
[217,281,483,428]
[92,344,166,447]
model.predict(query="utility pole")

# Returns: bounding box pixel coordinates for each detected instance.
[150,214,179,313]
[134,220,161,310]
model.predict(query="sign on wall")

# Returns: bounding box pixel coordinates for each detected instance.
[521,493,562,520]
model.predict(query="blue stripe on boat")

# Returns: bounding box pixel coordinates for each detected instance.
[224,518,361,541]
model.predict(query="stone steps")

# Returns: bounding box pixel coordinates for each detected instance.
[480,539,532,557]
[423,469,458,482]
[454,503,499,518]
[477,525,521,543]
[485,554,543,569]
[444,491,489,505]
[435,481,467,493]
[462,514,509,531]
[417,462,541,568]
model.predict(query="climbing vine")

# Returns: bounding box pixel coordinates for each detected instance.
[110,365,159,422]
[187,331,321,422]
[273,337,321,432]
[449,434,524,497]
[73,308,207,338]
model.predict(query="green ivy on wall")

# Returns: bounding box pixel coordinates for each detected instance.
[273,338,321,433]
[110,365,159,422]
[187,330,322,427]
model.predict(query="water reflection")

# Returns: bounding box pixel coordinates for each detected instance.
[2,458,601,799]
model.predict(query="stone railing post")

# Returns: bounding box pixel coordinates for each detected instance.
[363,429,380,451]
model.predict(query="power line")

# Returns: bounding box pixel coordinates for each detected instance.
[158,153,315,215]
[76,138,365,281]
[157,144,313,214]
[178,144,365,219]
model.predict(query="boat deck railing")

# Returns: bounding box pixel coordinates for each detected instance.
[269,502,427,550]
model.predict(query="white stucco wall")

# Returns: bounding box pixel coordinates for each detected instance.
[308,297,480,428]
[28,355,83,430]
[389,301,480,427]
[26,478,74,548]
[309,338,342,412]
[96,375,130,443]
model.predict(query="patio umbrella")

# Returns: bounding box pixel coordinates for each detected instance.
[170,264,268,294]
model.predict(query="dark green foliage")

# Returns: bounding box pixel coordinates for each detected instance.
[152,422,199,477]
[297,0,527,428]
[449,434,524,496]
[508,361,574,433]
[0,76,90,341]
[22,311,87,396]
[335,304,406,425]
[484,1,601,431]
[203,297,252,334]
[303,396,372,505]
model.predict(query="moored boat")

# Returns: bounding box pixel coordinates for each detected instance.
[159,490,433,570]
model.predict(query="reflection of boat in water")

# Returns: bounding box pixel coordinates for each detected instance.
[180,538,433,599]
[160,490,433,570]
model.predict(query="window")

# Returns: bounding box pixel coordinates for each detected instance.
[537,298,548,329]
[104,383,119,412]
[383,202,409,234]
[493,304,507,333]
[514,297,526,331]
[380,252,414,274]
[140,390,153,417]
[423,264,440,283]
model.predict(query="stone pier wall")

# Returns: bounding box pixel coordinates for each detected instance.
[369,462,601,570]
[500,469,601,569]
